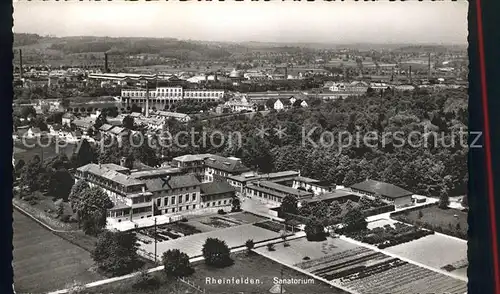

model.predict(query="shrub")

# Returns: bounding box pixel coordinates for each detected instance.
[181,217,188,222]
[202,238,233,268]
[303,256,310,260]
[132,269,161,291]
[245,239,254,253]
[61,215,71,223]
[217,209,227,215]
[162,249,194,278]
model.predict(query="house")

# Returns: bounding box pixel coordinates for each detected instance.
[73,117,95,132]
[199,181,236,212]
[108,126,130,141]
[289,96,297,105]
[62,113,76,127]
[227,170,300,196]
[48,124,62,136]
[274,99,284,111]
[26,127,42,138]
[155,111,191,123]
[350,179,413,207]
[204,155,251,182]
[224,96,256,113]
[99,123,115,134]
[300,100,308,108]
[291,176,335,196]
[245,181,314,207]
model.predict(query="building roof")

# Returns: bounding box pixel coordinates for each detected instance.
[99,124,114,132]
[100,163,130,173]
[173,154,211,163]
[204,155,251,173]
[77,163,143,187]
[109,126,128,135]
[294,176,321,184]
[228,170,299,183]
[247,181,313,198]
[200,181,236,196]
[130,112,142,118]
[144,174,201,192]
[350,179,413,199]
[303,190,358,203]
[62,113,76,119]
[130,167,183,180]
[156,111,190,120]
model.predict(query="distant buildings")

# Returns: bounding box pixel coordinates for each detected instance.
[224,96,256,113]
[120,87,224,110]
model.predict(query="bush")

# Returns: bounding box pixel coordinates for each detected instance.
[202,238,233,268]
[132,269,161,291]
[61,215,71,223]
[181,217,188,222]
[303,256,310,260]
[217,209,227,215]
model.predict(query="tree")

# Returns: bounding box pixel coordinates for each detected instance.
[122,116,135,130]
[439,193,450,209]
[69,180,89,211]
[304,218,326,241]
[71,139,96,168]
[329,201,342,217]
[418,210,424,219]
[19,156,43,193]
[265,99,276,110]
[76,186,113,236]
[20,106,36,119]
[92,230,143,276]
[343,207,367,233]
[231,197,241,212]
[14,159,25,178]
[245,239,254,254]
[94,113,108,130]
[162,249,194,278]
[202,238,233,268]
[48,169,74,200]
[280,195,299,215]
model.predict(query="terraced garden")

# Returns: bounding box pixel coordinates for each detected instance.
[258,237,467,294]
[294,246,467,294]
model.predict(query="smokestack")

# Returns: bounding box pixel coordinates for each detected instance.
[285,67,288,80]
[409,66,412,84]
[104,53,109,73]
[19,49,23,78]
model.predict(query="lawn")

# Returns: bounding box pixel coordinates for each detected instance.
[13,210,103,293]
[90,252,348,294]
[392,205,468,239]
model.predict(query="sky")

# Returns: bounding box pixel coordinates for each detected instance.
[13,1,468,45]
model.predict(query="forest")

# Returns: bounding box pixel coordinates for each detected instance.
[158,87,468,198]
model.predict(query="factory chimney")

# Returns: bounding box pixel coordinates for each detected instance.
[104,53,109,73]
[19,49,23,78]
[409,66,412,84]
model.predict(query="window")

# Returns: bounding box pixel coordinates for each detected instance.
[218,201,221,205]
[179,206,183,211]
[192,193,196,201]
[223,200,227,205]
[171,196,175,205]
[192,205,196,210]
[185,195,189,202]
[178,195,182,203]
[164,197,168,206]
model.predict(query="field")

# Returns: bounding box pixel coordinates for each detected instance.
[91,252,348,294]
[13,209,103,293]
[256,237,467,294]
[392,206,468,239]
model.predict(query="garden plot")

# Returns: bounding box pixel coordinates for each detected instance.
[384,233,468,278]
